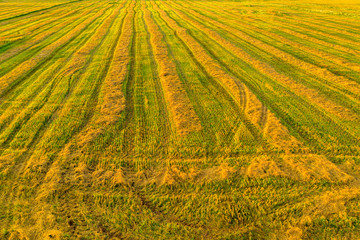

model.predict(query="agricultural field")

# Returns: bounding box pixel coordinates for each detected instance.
[0,0,360,238]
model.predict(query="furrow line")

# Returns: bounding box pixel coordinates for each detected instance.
[4,2,120,176]
[24,2,134,237]
[0,6,49,21]
[0,4,110,135]
[76,1,136,159]
[71,0,134,152]
[168,2,307,152]
[158,2,247,114]
[156,1,284,155]
[280,17,360,48]
[288,15,360,39]
[149,0,222,150]
[0,1,95,34]
[0,4,123,232]
[203,2,360,49]
[179,5,360,114]
[173,2,360,108]
[313,17,360,32]
[220,14,360,78]
[249,16,360,59]
[169,0,359,152]
[121,1,137,155]
[273,17,360,54]
[0,7,71,37]
[153,1,267,144]
[0,2,100,64]
[171,4,359,122]
[171,1,360,116]
[0,3,103,76]
[0,0,82,24]
[140,0,171,155]
[162,1,317,151]
[0,3,113,99]
[143,1,202,137]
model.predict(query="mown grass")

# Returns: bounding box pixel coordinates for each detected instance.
[0,0,359,239]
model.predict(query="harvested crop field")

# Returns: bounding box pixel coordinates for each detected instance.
[0,0,360,239]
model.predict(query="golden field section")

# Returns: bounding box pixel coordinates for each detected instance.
[0,0,360,239]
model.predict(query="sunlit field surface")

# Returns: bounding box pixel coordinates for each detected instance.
[0,0,360,238]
